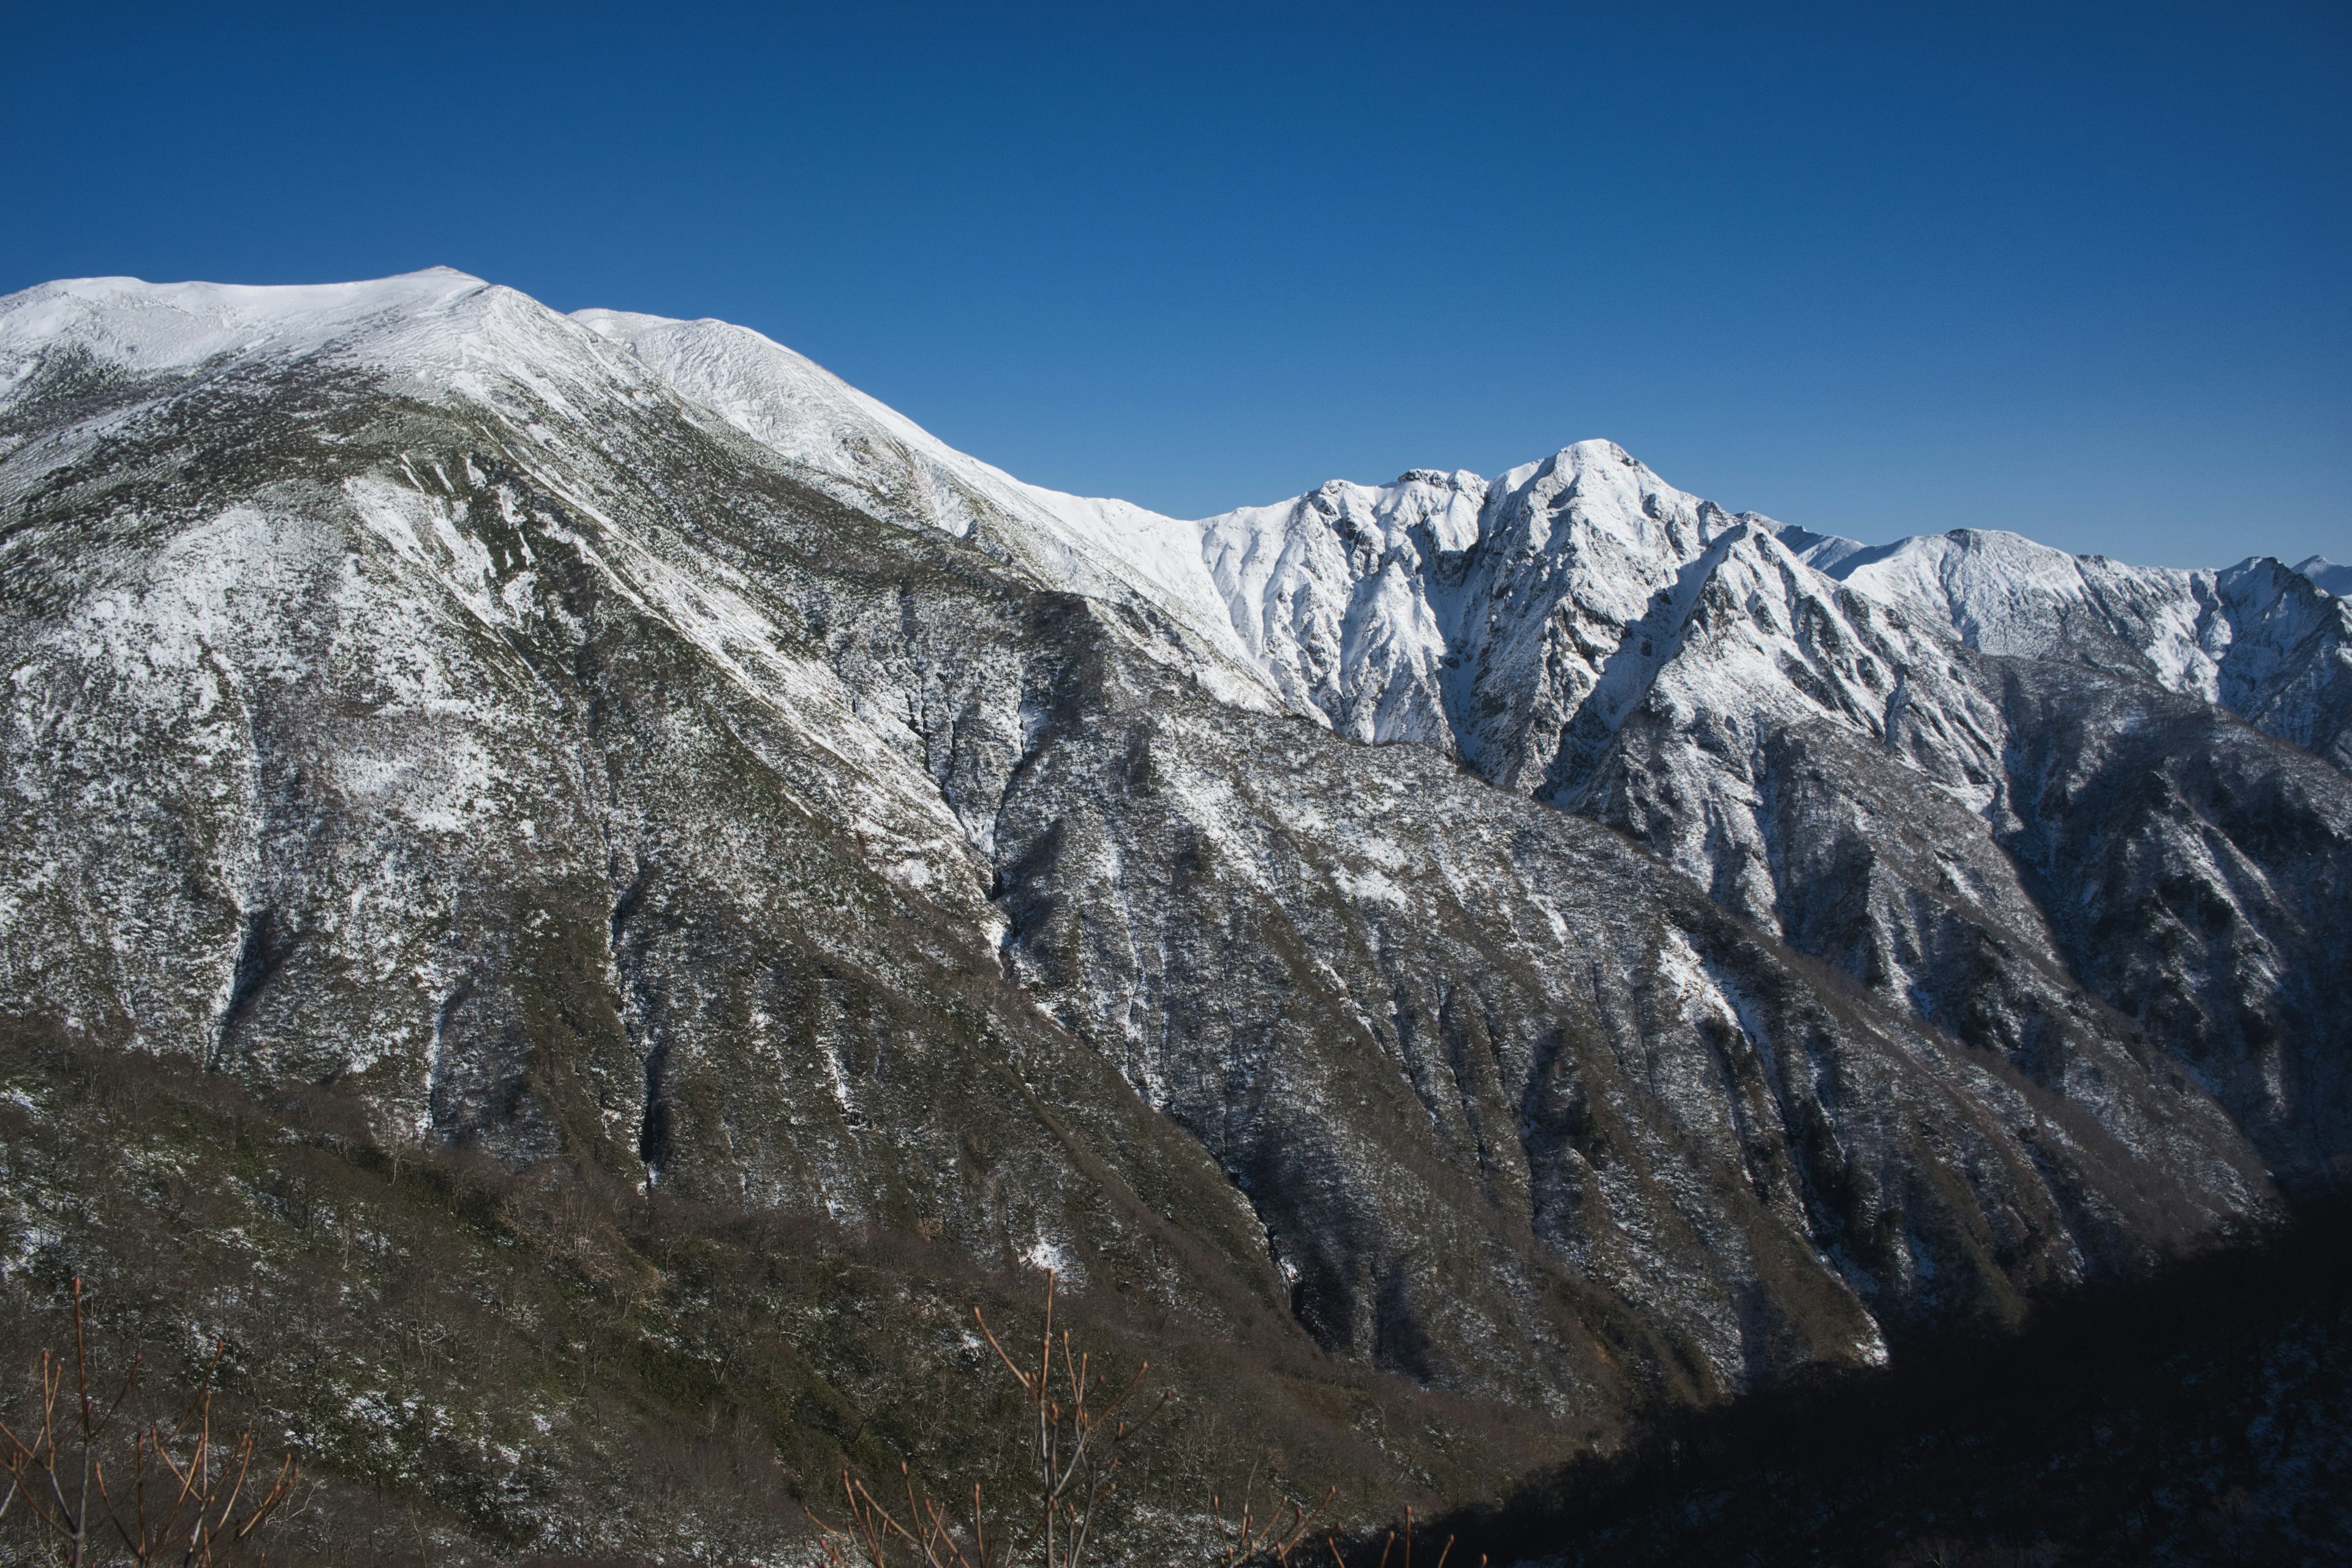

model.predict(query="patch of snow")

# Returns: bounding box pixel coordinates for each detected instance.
[1020,1235,1075,1279]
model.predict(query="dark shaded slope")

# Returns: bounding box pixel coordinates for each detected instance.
[972,635,2273,1404]
[1409,1199,2352,1567]
[1993,659,2352,1191]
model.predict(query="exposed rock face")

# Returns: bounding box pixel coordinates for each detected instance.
[1,269,2344,1463]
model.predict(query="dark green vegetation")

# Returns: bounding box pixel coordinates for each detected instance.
[0,1028,1565,1563]
[1412,1199,2352,1566]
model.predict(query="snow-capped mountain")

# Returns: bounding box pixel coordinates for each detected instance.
[3,268,2346,1559]
[1771,524,2352,771]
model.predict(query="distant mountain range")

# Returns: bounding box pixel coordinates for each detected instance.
[2,269,2345,1561]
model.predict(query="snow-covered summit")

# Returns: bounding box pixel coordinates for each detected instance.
[2298,556,2352,597]
[0,267,489,392]
[0,267,661,425]
[1180,439,1787,766]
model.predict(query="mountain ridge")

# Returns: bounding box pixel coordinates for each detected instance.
[2,268,2346,1561]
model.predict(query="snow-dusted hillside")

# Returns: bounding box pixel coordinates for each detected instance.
[567,307,1289,720]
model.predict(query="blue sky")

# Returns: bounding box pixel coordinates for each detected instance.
[6,2,2345,567]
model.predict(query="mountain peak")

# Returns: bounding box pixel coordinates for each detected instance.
[2297,555,2352,597]
[1550,435,1643,473]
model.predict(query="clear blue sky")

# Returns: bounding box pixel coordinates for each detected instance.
[6,2,2346,567]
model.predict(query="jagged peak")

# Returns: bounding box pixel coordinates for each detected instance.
[1393,466,1483,489]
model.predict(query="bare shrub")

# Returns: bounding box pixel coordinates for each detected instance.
[810,1269,1169,1567]
[1206,1476,1332,1564]
[0,1278,298,1566]
[805,1272,1476,1568]
[1319,1507,1478,1568]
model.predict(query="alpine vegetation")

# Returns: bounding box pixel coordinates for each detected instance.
[2,270,2346,1562]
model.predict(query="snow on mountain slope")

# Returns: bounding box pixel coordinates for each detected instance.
[1194,467,1485,746]
[0,270,1039,1052]
[1555,521,2006,915]
[1794,527,2352,771]
[568,308,1286,718]
[0,274,1288,773]
[2298,555,2352,597]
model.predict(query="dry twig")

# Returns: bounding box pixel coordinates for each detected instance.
[1322,1506,1477,1568]
[1210,1475,1334,1566]
[0,1277,299,1567]
[807,1268,1169,1568]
